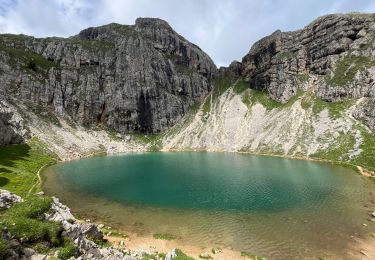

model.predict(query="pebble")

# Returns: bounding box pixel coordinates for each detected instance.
[362,223,368,227]
[98,224,104,228]
[360,250,368,256]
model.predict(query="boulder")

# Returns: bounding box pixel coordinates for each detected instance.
[0,189,22,208]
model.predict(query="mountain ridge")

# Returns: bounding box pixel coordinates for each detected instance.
[0,13,375,172]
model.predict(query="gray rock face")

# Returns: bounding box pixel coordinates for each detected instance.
[218,60,242,78]
[0,18,216,134]
[0,100,29,146]
[0,189,22,208]
[353,98,375,132]
[46,196,130,259]
[241,13,375,103]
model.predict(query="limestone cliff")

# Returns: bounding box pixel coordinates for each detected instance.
[0,18,216,138]
[0,14,375,173]
[241,13,375,104]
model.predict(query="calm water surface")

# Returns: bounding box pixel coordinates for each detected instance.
[43,152,374,259]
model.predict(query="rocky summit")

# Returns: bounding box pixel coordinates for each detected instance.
[0,18,216,135]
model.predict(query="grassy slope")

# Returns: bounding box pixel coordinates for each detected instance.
[0,138,57,197]
[0,139,78,258]
[198,76,375,173]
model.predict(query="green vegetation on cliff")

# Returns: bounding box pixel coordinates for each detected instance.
[325,55,375,86]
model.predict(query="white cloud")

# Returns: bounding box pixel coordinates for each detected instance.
[0,0,374,66]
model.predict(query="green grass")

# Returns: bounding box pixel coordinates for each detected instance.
[141,252,167,260]
[351,127,375,171]
[0,196,79,257]
[153,233,177,240]
[69,38,115,53]
[311,131,356,162]
[57,238,76,260]
[133,133,163,151]
[212,76,235,99]
[242,89,303,111]
[0,196,62,245]
[233,80,249,94]
[311,98,355,119]
[202,96,211,114]
[174,249,195,260]
[0,44,56,76]
[325,55,375,86]
[0,138,57,197]
[0,237,8,259]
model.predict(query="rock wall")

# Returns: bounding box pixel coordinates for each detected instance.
[0,100,29,146]
[0,18,216,134]
[241,13,375,103]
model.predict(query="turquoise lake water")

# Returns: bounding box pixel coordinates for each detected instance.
[43,152,374,259]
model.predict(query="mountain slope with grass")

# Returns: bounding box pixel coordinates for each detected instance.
[0,13,374,170]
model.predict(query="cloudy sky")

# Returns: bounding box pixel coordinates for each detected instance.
[0,0,374,66]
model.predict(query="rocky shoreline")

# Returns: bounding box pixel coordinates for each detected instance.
[0,190,176,260]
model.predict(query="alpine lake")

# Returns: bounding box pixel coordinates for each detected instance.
[42,152,375,259]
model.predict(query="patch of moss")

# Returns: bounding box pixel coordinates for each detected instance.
[57,238,76,260]
[202,95,212,114]
[242,89,303,111]
[296,73,310,83]
[69,38,115,52]
[325,55,375,86]
[108,23,140,37]
[212,76,235,99]
[276,51,296,60]
[174,249,195,260]
[0,138,57,197]
[312,98,355,119]
[233,80,249,94]
[153,233,177,240]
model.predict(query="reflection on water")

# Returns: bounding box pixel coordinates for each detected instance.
[43,152,374,259]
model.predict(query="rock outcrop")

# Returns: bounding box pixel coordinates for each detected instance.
[241,13,375,103]
[0,18,216,134]
[353,97,375,132]
[0,189,22,208]
[0,100,29,146]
